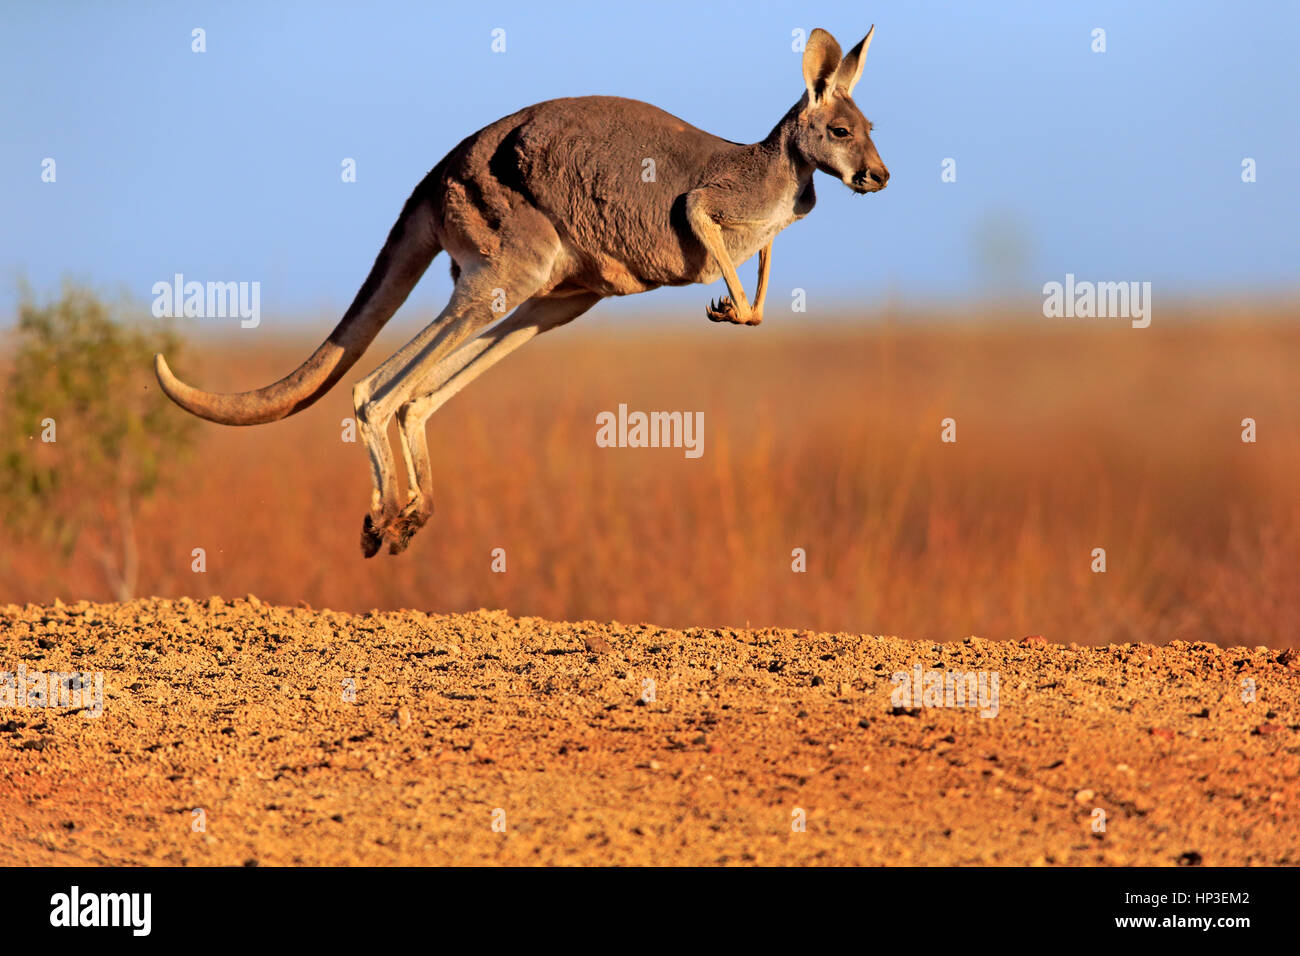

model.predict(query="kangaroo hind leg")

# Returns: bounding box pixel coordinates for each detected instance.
[354,232,562,557]
[387,292,600,554]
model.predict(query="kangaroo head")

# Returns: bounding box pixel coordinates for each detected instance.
[795,27,889,194]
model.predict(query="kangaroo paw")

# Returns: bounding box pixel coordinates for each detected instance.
[361,514,385,558]
[705,296,757,325]
[385,502,431,556]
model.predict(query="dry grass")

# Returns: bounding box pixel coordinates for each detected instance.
[2,306,1297,646]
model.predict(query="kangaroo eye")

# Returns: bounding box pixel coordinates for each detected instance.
[830,126,851,139]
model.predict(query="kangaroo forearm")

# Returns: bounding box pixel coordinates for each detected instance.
[754,243,772,313]
[686,196,751,308]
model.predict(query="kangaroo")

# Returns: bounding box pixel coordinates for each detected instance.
[155,26,890,557]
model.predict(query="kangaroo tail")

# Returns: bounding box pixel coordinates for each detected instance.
[155,183,441,426]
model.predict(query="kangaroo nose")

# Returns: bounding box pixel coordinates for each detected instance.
[870,166,890,187]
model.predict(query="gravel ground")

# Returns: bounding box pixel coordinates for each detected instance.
[1,597,1297,865]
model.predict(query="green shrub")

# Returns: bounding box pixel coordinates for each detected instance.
[0,281,196,600]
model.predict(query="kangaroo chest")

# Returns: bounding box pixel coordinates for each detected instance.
[720,177,816,264]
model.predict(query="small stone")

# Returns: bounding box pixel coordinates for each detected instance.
[583,634,611,654]
[1150,727,1176,741]
[1254,723,1283,736]
[395,707,412,729]
[1074,788,1095,804]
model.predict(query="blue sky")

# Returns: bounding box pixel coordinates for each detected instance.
[2,0,1297,325]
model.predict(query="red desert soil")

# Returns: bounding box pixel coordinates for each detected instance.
[1,597,1297,866]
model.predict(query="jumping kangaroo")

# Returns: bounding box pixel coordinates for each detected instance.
[155,26,890,557]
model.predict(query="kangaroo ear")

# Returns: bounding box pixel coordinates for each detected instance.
[802,28,843,103]
[833,25,874,97]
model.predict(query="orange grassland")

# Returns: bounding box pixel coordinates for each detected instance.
[2,304,1297,648]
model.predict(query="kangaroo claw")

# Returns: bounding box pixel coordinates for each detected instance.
[361,514,384,558]
[706,296,738,323]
